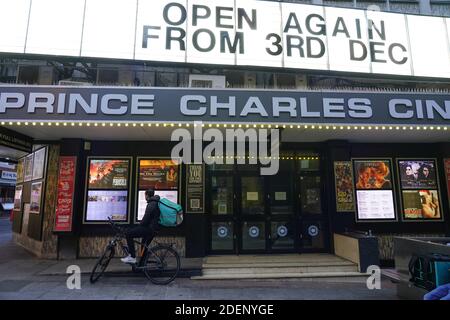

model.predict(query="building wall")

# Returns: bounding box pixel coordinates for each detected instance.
[13,145,60,258]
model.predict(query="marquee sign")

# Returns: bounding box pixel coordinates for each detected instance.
[0,85,449,126]
[0,0,449,78]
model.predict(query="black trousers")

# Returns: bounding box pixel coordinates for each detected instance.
[125,226,155,258]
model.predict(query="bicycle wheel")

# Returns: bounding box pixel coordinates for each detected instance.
[143,245,180,285]
[90,244,115,283]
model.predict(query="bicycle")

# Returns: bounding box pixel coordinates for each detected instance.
[90,217,180,285]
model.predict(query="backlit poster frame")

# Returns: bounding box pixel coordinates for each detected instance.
[397,158,444,222]
[135,157,181,223]
[83,156,132,224]
[352,158,398,222]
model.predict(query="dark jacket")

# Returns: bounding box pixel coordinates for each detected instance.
[140,195,160,231]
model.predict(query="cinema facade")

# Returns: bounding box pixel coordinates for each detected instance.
[1,0,449,265]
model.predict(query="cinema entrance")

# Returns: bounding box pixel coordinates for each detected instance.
[206,152,330,254]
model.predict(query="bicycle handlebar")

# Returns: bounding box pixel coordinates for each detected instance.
[107,217,125,235]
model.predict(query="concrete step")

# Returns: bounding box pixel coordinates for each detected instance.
[191,271,369,280]
[204,253,341,262]
[202,261,355,269]
[202,265,358,275]
[195,254,364,280]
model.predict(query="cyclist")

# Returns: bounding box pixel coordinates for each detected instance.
[121,188,160,264]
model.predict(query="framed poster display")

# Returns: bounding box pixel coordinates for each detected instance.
[24,153,33,182]
[13,185,23,211]
[16,158,24,183]
[135,157,181,223]
[54,156,77,232]
[352,159,397,222]
[30,181,43,214]
[83,157,132,224]
[333,161,355,212]
[32,147,47,180]
[186,164,205,213]
[397,159,443,221]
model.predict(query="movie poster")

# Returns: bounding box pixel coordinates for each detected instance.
[54,157,77,232]
[16,158,24,183]
[32,147,46,180]
[138,159,179,190]
[398,160,437,189]
[86,190,128,221]
[402,190,441,220]
[13,185,23,211]
[30,181,43,214]
[334,161,355,212]
[354,160,393,190]
[88,159,129,189]
[24,153,33,182]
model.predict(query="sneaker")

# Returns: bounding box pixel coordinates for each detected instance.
[120,255,136,264]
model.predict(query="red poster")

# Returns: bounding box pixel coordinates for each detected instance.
[445,159,450,203]
[54,156,77,232]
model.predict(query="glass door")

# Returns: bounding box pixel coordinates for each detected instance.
[208,164,236,254]
[298,174,329,252]
[207,153,329,255]
[239,175,266,252]
[268,174,296,252]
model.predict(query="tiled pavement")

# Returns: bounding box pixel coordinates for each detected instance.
[0,217,399,300]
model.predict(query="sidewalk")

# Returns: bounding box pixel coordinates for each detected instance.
[0,218,400,300]
[37,257,203,278]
